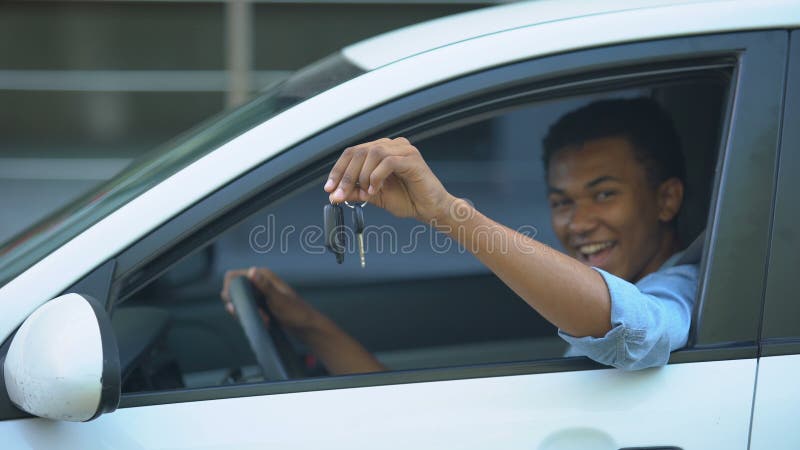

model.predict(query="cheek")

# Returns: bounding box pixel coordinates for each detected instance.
[550,211,570,241]
[612,194,659,239]
[598,198,639,234]
[550,211,568,232]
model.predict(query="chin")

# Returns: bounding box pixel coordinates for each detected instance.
[590,258,625,277]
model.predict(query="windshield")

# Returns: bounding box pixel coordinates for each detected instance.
[0,53,365,287]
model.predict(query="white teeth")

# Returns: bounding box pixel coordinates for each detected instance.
[579,241,614,255]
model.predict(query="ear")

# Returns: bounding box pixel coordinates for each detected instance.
[657,177,684,223]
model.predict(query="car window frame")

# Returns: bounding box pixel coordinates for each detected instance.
[760,29,800,357]
[49,30,791,411]
[679,29,787,355]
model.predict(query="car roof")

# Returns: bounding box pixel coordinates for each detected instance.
[344,0,792,70]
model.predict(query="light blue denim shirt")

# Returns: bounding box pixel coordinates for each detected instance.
[559,251,699,370]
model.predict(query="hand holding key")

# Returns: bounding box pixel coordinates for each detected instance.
[324,137,456,223]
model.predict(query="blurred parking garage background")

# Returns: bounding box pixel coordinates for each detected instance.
[0,0,508,244]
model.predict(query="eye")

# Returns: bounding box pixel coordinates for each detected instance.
[549,197,572,209]
[595,190,617,202]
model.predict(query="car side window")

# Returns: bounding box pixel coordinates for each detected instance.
[114,71,730,394]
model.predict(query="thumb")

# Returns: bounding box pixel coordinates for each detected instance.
[247,267,270,293]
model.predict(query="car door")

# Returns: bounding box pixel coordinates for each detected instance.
[0,31,787,450]
[748,30,800,450]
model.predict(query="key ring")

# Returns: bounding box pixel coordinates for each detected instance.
[344,201,368,208]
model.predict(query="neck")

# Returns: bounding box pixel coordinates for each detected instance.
[632,227,682,282]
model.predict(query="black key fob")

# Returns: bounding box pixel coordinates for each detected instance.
[324,203,346,264]
[352,203,365,234]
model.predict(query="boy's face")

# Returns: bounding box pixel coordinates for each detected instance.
[547,136,682,282]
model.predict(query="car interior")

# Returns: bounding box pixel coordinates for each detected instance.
[112,73,729,394]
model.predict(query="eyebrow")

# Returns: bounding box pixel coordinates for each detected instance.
[547,175,622,195]
[585,175,622,189]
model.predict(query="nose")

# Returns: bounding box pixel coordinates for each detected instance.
[567,201,598,235]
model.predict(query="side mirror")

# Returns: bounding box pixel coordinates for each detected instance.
[3,293,120,421]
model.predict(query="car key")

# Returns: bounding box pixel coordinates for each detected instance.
[324,203,345,264]
[353,203,366,268]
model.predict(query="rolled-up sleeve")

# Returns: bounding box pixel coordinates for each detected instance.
[558,264,698,370]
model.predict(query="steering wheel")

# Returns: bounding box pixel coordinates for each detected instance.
[227,276,304,380]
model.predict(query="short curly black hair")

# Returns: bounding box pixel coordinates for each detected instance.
[542,97,685,187]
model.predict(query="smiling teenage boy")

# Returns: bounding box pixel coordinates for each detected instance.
[222,97,698,372]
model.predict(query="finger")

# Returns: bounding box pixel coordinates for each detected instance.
[251,267,295,297]
[249,267,294,299]
[326,144,361,193]
[331,147,368,203]
[358,145,386,194]
[368,155,408,195]
[247,267,274,296]
[326,139,392,194]
[358,188,370,202]
[372,142,418,194]
[220,269,249,302]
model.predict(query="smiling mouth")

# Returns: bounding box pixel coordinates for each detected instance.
[576,240,616,266]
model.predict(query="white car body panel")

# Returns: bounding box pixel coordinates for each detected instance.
[0,0,798,345]
[748,355,800,449]
[343,0,714,70]
[0,360,756,449]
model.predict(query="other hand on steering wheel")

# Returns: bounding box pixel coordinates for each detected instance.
[220,268,310,380]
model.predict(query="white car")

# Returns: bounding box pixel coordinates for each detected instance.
[1,0,799,448]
